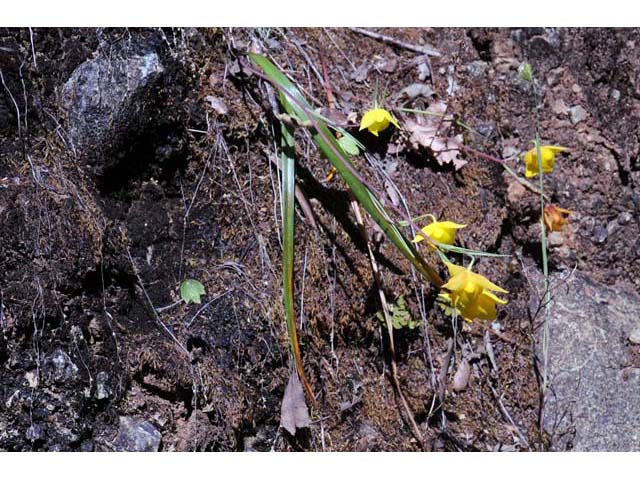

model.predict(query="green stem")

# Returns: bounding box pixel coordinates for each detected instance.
[535,131,551,395]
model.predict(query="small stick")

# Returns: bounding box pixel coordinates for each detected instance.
[350,27,441,57]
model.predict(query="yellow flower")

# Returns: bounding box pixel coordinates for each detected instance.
[412,220,466,250]
[523,145,568,178]
[543,204,573,232]
[359,108,400,136]
[440,262,508,322]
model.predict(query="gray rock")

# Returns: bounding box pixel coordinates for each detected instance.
[26,424,44,442]
[617,211,632,225]
[592,226,608,244]
[95,371,112,400]
[629,327,640,345]
[547,231,564,247]
[80,439,94,452]
[47,349,79,383]
[60,52,164,154]
[533,270,640,451]
[113,417,161,452]
[399,83,434,100]
[569,105,588,125]
[467,60,488,78]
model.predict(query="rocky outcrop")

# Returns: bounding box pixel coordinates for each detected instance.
[534,270,640,451]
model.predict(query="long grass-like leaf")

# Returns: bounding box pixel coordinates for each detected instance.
[250,54,443,287]
[280,120,316,405]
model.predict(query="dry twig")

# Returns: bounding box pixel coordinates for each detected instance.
[350,28,441,57]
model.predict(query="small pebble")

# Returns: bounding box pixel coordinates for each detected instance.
[570,105,588,125]
[95,371,112,400]
[629,327,640,345]
[617,212,632,225]
[26,424,44,442]
[547,231,564,247]
[592,226,608,244]
[467,60,488,78]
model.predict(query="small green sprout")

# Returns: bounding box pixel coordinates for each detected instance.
[519,62,533,83]
[180,279,206,304]
[376,296,420,330]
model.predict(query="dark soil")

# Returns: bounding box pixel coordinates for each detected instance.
[1,27,639,451]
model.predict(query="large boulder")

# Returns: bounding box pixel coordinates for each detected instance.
[60,51,164,164]
[534,270,640,451]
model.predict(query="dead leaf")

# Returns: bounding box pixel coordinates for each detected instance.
[452,359,471,392]
[404,101,467,170]
[351,63,370,83]
[205,95,228,115]
[280,372,311,436]
[374,56,398,73]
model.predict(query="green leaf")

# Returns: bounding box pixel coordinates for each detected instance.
[180,279,205,304]
[376,295,420,330]
[281,118,298,362]
[519,62,533,83]
[337,134,360,156]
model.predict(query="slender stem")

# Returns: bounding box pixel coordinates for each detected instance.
[535,131,551,396]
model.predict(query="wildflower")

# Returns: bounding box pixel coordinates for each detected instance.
[412,219,466,251]
[543,204,572,232]
[440,262,508,322]
[359,108,400,136]
[523,145,568,178]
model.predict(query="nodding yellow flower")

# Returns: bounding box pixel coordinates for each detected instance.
[543,204,572,232]
[523,145,568,178]
[359,108,400,136]
[440,262,508,322]
[412,219,466,251]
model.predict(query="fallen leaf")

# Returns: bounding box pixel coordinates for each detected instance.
[404,101,467,169]
[351,63,370,83]
[452,359,471,392]
[280,372,311,436]
[205,95,228,115]
[374,56,398,73]
[400,83,435,100]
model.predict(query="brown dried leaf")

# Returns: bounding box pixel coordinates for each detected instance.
[205,95,228,115]
[280,372,311,436]
[404,101,467,170]
[452,359,471,392]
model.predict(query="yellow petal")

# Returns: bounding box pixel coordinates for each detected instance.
[444,261,467,278]
[441,269,471,293]
[545,145,568,153]
[481,290,508,305]
[388,114,401,130]
[359,110,376,131]
[467,270,508,294]
[375,109,388,124]
[434,221,466,230]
